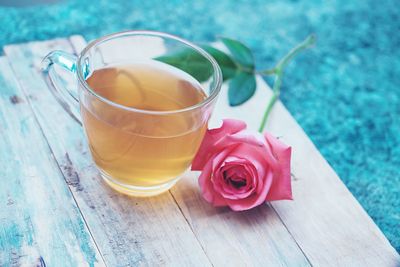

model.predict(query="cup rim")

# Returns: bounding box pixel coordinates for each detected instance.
[76,30,223,115]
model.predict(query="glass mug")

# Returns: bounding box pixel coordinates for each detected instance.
[42,31,222,196]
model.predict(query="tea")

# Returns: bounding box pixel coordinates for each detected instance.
[81,61,208,195]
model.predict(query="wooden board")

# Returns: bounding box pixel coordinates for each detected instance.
[1,35,399,266]
[0,57,104,266]
[3,38,211,267]
[3,37,311,266]
[69,35,310,267]
[263,87,400,266]
[210,72,400,266]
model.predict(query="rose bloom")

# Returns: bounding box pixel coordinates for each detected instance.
[191,119,292,211]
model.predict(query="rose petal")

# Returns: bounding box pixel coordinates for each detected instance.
[217,148,270,199]
[191,119,246,170]
[227,131,279,169]
[210,147,240,175]
[212,192,228,206]
[224,160,257,194]
[209,147,239,203]
[215,164,255,199]
[212,163,230,195]
[198,161,214,203]
[264,133,293,201]
[219,158,256,195]
[223,131,264,147]
[228,144,270,194]
[226,171,274,211]
[198,160,227,206]
[212,161,244,198]
[243,162,262,194]
[195,120,293,211]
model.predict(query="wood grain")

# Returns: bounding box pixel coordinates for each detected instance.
[3,35,399,267]
[210,74,400,266]
[4,37,211,267]
[5,39,210,266]
[171,176,310,267]
[71,36,308,266]
[68,35,311,267]
[6,35,311,267]
[265,81,400,266]
[0,57,104,267]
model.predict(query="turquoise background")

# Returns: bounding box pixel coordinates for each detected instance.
[1,0,399,251]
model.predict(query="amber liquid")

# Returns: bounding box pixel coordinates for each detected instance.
[81,61,208,194]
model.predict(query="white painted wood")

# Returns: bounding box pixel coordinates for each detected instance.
[171,176,310,267]
[6,37,307,266]
[211,75,400,266]
[3,34,398,267]
[4,38,211,267]
[0,57,104,267]
[68,35,311,266]
[265,85,400,266]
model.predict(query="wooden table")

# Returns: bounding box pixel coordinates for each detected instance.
[0,36,398,267]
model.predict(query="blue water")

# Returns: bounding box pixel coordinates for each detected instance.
[1,0,399,252]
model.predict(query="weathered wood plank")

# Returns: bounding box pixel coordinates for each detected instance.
[0,57,104,267]
[4,38,211,266]
[171,178,310,266]
[264,82,400,266]
[68,36,311,267]
[210,74,400,266]
[169,72,314,266]
[5,34,399,267]
[5,36,312,266]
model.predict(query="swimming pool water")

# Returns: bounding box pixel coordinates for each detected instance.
[1,0,399,252]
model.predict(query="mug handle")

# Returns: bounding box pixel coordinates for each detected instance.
[41,50,82,124]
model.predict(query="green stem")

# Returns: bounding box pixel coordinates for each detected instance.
[237,65,255,74]
[256,68,276,75]
[276,34,316,70]
[258,34,316,133]
[258,70,282,132]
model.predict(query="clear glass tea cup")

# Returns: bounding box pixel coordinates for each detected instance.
[42,31,222,196]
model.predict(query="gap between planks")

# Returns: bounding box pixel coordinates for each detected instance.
[4,36,312,266]
[4,35,399,267]
[68,36,310,266]
[0,57,105,266]
[68,35,313,267]
[4,38,213,266]
[9,37,108,267]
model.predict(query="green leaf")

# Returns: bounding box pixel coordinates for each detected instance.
[156,50,213,82]
[228,72,256,106]
[220,37,255,70]
[155,46,238,82]
[200,45,237,80]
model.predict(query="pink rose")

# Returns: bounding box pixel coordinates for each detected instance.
[191,119,292,211]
